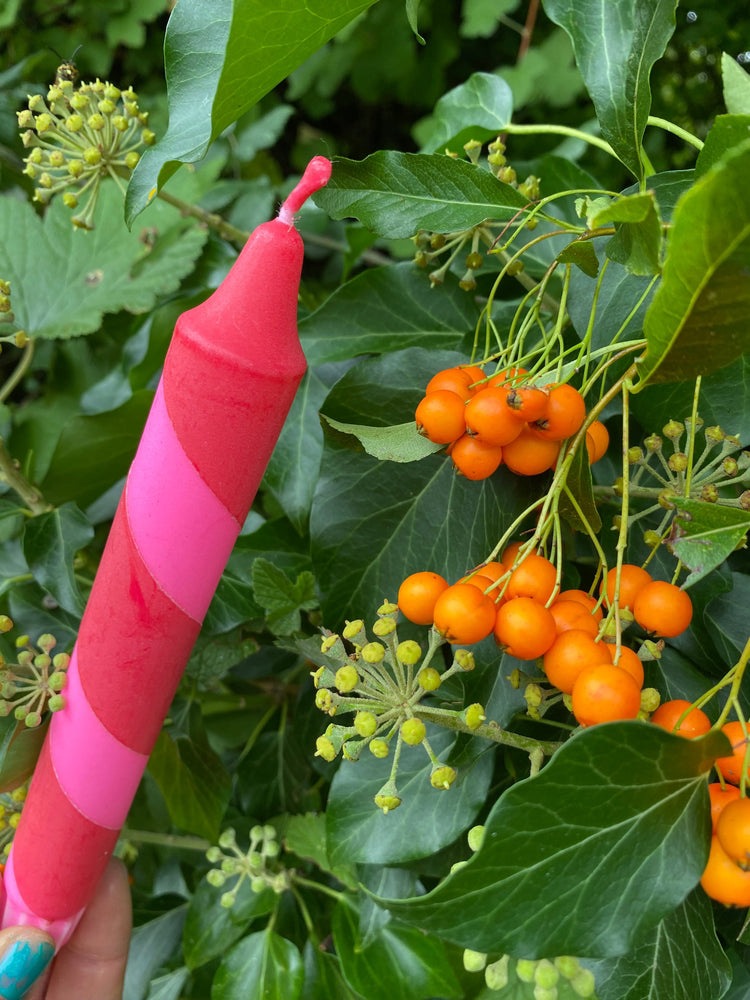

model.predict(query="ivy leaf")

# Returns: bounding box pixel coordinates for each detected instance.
[21,502,94,616]
[314,151,527,238]
[634,141,750,388]
[542,0,677,181]
[250,558,317,636]
[332,899,462,1000]
[461,0,521,38]
[586,889,731,1000]
[0,715,48,793]
[722,52,750,114]
[182,875,275,970]
[321,416,441,463]
[0,183,206,339]
[125,0,379,222]
[284,812,358,890]
[382,723,727,958]
[212,929,304,1000]
[419,71,514,153]
[669,499,750,588]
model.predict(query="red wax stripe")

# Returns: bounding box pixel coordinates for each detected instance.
[126,380,240,621]
[76,494,201,753]
[162,221,307,523]
[12,741,119,921]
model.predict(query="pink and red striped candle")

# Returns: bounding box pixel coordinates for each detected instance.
[0,155,332,945]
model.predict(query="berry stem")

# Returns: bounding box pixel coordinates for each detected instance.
[413,704,562,755]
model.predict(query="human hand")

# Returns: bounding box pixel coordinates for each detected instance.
[0,858,131,1000]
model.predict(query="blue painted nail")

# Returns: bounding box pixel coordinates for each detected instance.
[0,936,55,1000]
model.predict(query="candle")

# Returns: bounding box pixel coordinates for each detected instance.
[0,155,332,946]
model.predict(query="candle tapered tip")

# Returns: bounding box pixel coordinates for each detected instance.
[278,156,332,223]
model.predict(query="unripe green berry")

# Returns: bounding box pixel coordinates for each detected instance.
[48,694,65,712]
[25,711,42,728]
[83,147,102,166]
[250,876,266,893]
[68,159,84,177]
[554,956,580,978]
[52,652,70,670]
[335,664,359,693]
[361,642,385,664]
[484,955,510,991]
[466,251,483,270]
[658,488,676,509]
[570,968,596,997]
[35,113,53,133]
[70,92,89,110]
[396,640,421,665]
[641,687,661,713]
[62,192,78,209]
[644,433,662,453]
[143,128,156,145]
[218,828,236,850]
[463,949,487,972]
[98,98,116,114]
[220,891,235,908]
[430,764,457,790]
[206,868,227,887]
[705,425,724,444]
[87,113,105,130]
[354,711,378,737]
[417,666,441,691]
[378,600,399,616]
[206,846,222,863]
[643,529,662,548]
[400,718,426,746]
[369,738,389,758]
[124,151,140,170]
[430,233,447,250]
[700,483,719,503]
[221,857,240,875]
[516,958,536,983]
[533,986,557,1000]
[535,959,559,988]
[467,825,485,852]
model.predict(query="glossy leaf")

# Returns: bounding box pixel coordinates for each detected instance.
[332,899,463,1000]
[143,968,190,1000]
[183,875,275,970]
[722,52,750,114]
[0,716,48,793]
[212,930,304,1000]
[123,905,189,1000]
[326,727,494,866]
[542,0,677,180]
[382,724,727,958]
[125,0,379,221]
[283,812,358,890]
[669,499,750,588]
[21,502,94,615]
[586,889,731,1000]
[635,141,750,388]
[321,415,441,463]
[314,151,527,238]
[419,71,514,153]
[0,183,206,339]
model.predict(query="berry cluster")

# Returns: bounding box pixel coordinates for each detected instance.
[415,364,608,480]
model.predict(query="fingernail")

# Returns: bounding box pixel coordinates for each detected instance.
[0,935,55,1000]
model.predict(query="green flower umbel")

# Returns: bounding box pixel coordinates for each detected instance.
[17,78,155,229]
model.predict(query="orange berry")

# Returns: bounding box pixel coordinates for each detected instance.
[709,782,741,832]
[432,582,497,644]
[556,589,603,622]
[397,571,449,625]
[425,366,476,401]
[464,387,525,446]
[549,599,599,637]
[415,390,466,444]
[601,564,652,611]
[493,597,557,660]
[505,552,557,604]
[505,385,549,423]
[650,698,711,738]
[501,540,526,568]
[716,797,750,869]
[531,383,586,441]
[449,433,504,480]
[633,581,693,637]
[543,629,611,694]
[604,643,644,689]
[715,721,750,786]
[586,420,610,463]
[502,427,560,476]
[571,662,641,726]
[701,835,750,906]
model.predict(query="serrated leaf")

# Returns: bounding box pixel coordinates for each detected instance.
[321,416,441,463]
[314,151,527,239]
[0,183,206,340]
[326,727,494,866]
[722,52,750,114]
[21,502,94,615]
[213,929,304,1000]
[635,141,750,388]
[542,0,677,180]
[125,0,378,222]
[333,899,462,1000]
[419,71,513,153]
[669,499,750,588]
[299,262,478,365]
[251,558,317,635]
[382,723,728,958]
[586,889,731,1000]
[183,875,275,970]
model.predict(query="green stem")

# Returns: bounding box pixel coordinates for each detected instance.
[502,122,617,158]
[413,704,561,755]
[0,437,51,515]
[157,189,249,245]
[292,874,348,903]
[646,115,704,151]
[121,828,211,851]
[0,338,36,404]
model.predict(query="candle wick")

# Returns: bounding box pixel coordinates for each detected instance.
[278,156,332,226]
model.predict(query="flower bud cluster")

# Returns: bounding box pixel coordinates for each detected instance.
[413,137,540,289]
[0,623,69,727]
[0,784,28,861]
[625,415,750,549]
[17,76,155,229]
[462,948,596,997]
[313,603,485,812]
[205,824,287,908]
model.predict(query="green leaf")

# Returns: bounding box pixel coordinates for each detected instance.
[559,443,602,535]
[314,151,527,239]
[21,502,94,615]
[299,262,478,365]
[590,192,663,277]
[212,929,304,1000]
[461,0,520,38]
[125,0,379,222]
[147,709,232,841]
[669,498,750,588]
[0,715,48,792]
[250,558,317,636]
[283,812,358,890]
[419,71,513,153]
[705,571,750,661]
[320,416,440,463]
[722,52,750,114]
[634,141,750,388]
[696,114,750,177]
[542,0,677,180]
[123,905,189,1000]
[326,727,494,866]
[382,723,728,958]
[40,391,152,509]
[556,241,599,277]
[333,899,463,1000]
[0,183,206,340]
[586,889,731,1000]
[404,0,424,43]
[183,875,275,970]
[143,968,191,1000]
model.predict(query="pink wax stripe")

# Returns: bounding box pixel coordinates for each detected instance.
[10,740,119,921]
[76,493,202,753]
[126,380,240,623]
[49,651,148,829]
[2,853,83,948]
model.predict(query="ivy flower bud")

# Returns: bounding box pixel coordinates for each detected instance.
[315,735,337,762]
[463,703,486,730]
[516,959,537,983]
[417,666,441,691]
[334,664,359,693]
[369,738,389,758]
[396,640,421,665]
[430,764,457,790]
[400,718,426,746]
[353,711,378,737]
[463,949,487,972]
[360,642,385,664]
[484,955,510,991]
[467,825,485,852]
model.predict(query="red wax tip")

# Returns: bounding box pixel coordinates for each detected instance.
[278,155,332,224]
